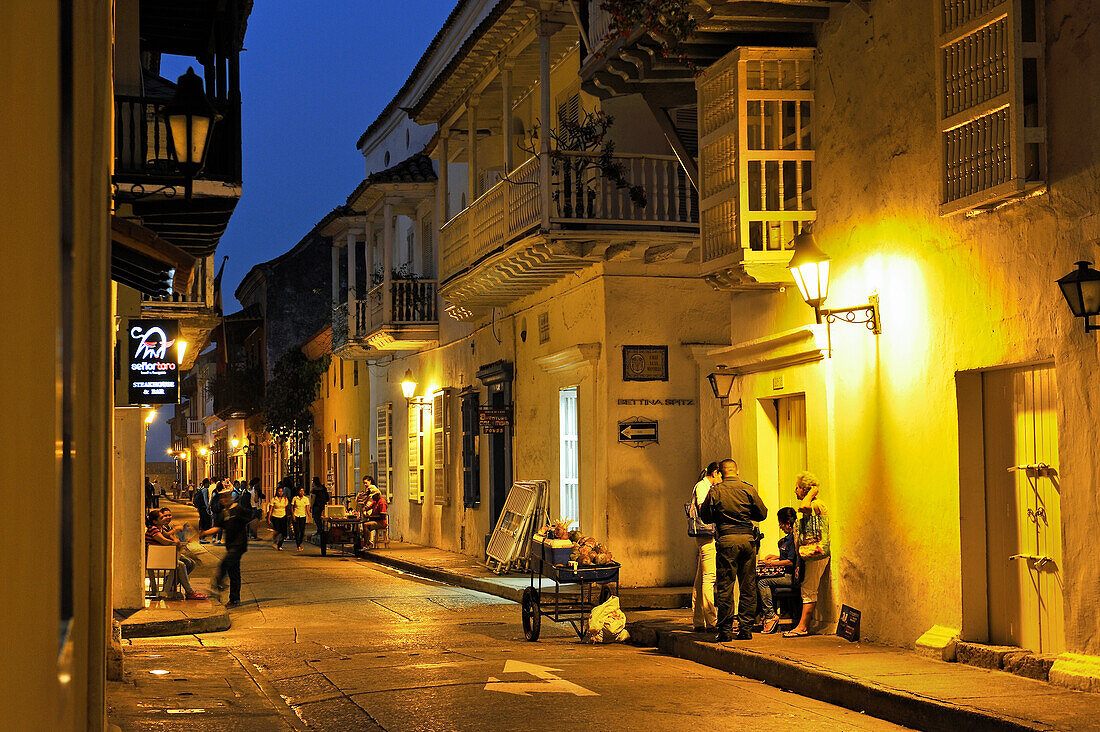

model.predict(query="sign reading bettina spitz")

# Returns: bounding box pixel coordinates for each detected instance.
[127,319,180,405]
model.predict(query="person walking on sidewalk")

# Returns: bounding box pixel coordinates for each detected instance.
[785,472,830,638]
[700,459,767,642]
[268,483,289,550]
[193,478,212,541]
[200,489,252,607]
[688,462,721,632]
[291,486,310,551]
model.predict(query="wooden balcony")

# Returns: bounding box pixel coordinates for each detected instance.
[139,256,220,369]
[438,153,698,309]
[333,279,439,359]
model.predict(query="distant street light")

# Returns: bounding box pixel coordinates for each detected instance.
[1057,260,1100,333]
[161,67,222,199]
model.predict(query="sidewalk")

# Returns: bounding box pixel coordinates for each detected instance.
[360,540,690,610]
[118,498,230,639]
[360,543,1099,732]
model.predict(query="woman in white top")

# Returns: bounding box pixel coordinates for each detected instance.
[291,486,311,552]
[691,462,723,632]
[267,483,289,550]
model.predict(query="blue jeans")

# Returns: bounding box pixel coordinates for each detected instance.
[758,574,793,618]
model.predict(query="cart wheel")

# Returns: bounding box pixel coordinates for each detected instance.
[521,587,541,642]
[598,584,612,605]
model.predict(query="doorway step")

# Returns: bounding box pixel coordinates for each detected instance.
[956,641,1056,681]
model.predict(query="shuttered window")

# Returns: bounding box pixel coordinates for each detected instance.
[557,92,580,128]
[937,0,1045,214]
[376,403,392,501]
[432,389,452,506]
[461,391,480,508]
[408,402,426,503]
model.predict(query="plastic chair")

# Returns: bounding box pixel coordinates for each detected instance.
[145,544,178,599]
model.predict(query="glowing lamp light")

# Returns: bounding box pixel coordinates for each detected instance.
[198,446,209,457]
[160,68,222,199]
[1057,260,1100,333]
[787,226,831,320]
[176,340,188,365]
[145,409,158,425]
[400,369,418,400]
[230,437,240,449]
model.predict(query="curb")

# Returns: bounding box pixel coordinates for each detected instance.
[358,550,690,610]
[120,601,232,639]
[627,621,1046,732]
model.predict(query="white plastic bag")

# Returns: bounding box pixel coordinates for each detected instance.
[586,595,629,643]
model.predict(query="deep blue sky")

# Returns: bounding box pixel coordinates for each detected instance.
[148,0,456,461]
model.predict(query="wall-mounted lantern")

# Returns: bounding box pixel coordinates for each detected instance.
[707,370,742,412]
[1057,260,1100,333]
[400,369,418,401]
[161,67,222,200]
[788,226,881,335]
[176,340,188,365]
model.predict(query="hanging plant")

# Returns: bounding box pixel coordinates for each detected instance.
[599,0,698,63]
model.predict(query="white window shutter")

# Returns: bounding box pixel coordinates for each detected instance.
[376,403,392,501]
[408,402,424,503]
[937,0,1045,214]
[433,390,451,506]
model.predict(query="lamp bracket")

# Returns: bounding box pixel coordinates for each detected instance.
[819,293,881,335]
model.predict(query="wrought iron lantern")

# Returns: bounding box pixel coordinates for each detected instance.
[787,225,880,335]
[1056,260,1100,333]
[400,369,418,401]
[161,67,222,199]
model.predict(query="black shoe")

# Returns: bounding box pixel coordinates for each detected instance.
[734,628,753,641]
[715,630,735,642]
[225,600,240,608]
[693,625,718,633]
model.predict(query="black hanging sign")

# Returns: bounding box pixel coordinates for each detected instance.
[836,604,861,642]
[478,405,513,434]
[127,318,180,405]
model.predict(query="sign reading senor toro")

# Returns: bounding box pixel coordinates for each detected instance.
[128,319,180,405]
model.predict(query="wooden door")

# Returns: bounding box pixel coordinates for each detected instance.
[983,364,1063,653]
[777,395,808,500]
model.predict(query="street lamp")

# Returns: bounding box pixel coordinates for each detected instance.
[231,437,240,449]
[400,369,418,401]
[145,409,158,425]
[787,225,880,335]
[160,67,222,200]
[176,340,188,365]
[707,370,742,412]
[1056,260,1100,333]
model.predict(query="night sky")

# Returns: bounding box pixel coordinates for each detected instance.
[147,0,457,461]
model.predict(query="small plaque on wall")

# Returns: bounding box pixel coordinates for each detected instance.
[622,345,668,382]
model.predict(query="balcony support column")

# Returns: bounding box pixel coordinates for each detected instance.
[364,218,375,300]
[502,66,513,174]
[538,19,561,229]
[467,98,479,202]
[346,228,358,337]
[331,240,340,311]
[438,130,449,224]
[383,201,395,324]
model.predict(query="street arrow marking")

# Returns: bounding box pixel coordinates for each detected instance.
[484,660,598,697]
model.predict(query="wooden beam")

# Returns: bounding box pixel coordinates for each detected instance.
[111,215,197,293]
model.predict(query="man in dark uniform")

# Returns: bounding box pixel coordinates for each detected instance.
[700,458,768,641]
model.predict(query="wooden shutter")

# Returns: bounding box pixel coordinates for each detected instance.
[408,402,424,503]
[937,0,1045,214]
[461,391,480,508]
[557,92,580,127]
[376,403,392,501]
[433,390,452,506]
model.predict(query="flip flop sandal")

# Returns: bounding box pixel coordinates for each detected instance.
[783,629,810,638]
[762,618,780,634]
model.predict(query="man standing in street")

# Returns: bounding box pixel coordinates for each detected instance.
[200,489,251,608]
[311,477,330,556]
[700,459,768,642]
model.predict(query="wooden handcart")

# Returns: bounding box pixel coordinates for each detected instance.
[521,549,620,641]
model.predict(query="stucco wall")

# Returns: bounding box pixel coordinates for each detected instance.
[717,0,1100,651]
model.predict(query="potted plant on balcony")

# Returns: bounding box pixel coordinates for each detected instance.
[598,0,698,64]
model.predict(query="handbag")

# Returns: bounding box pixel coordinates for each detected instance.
[684,488,715,537]
[797,513,830,559]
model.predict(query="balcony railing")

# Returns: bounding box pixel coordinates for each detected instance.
[352,279,439,334]
[439,153,696,281]
[186,418,205,436]
[586,0,614,55]
[114,94,241,185]
[140,254,211,306]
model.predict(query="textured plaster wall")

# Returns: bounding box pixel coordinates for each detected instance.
[373,267,729,587]
[721,1,1100,651]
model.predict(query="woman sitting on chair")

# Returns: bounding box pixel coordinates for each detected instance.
[145,509,206,600]
[361,486,388,547]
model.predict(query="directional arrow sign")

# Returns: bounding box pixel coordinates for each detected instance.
[484,659,598,697]
[618,420,658,444]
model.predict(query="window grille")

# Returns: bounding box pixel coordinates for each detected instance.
[937,0,1045,214]
[376,403,392,501]
[696,48,815,281]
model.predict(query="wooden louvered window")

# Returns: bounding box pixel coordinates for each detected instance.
[937,0,1045,215]
[408,401,426,503]
[432,390,452,506]
[376,403,392,501]
[421,216,434,278]
[696,48,815,283]
[557,91,580,128]
[461,391,480,508]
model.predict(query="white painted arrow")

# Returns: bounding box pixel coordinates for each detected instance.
[619,425,656,439]
[484,660,598,697]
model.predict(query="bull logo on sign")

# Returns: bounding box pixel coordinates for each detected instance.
[131,325,175,361]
